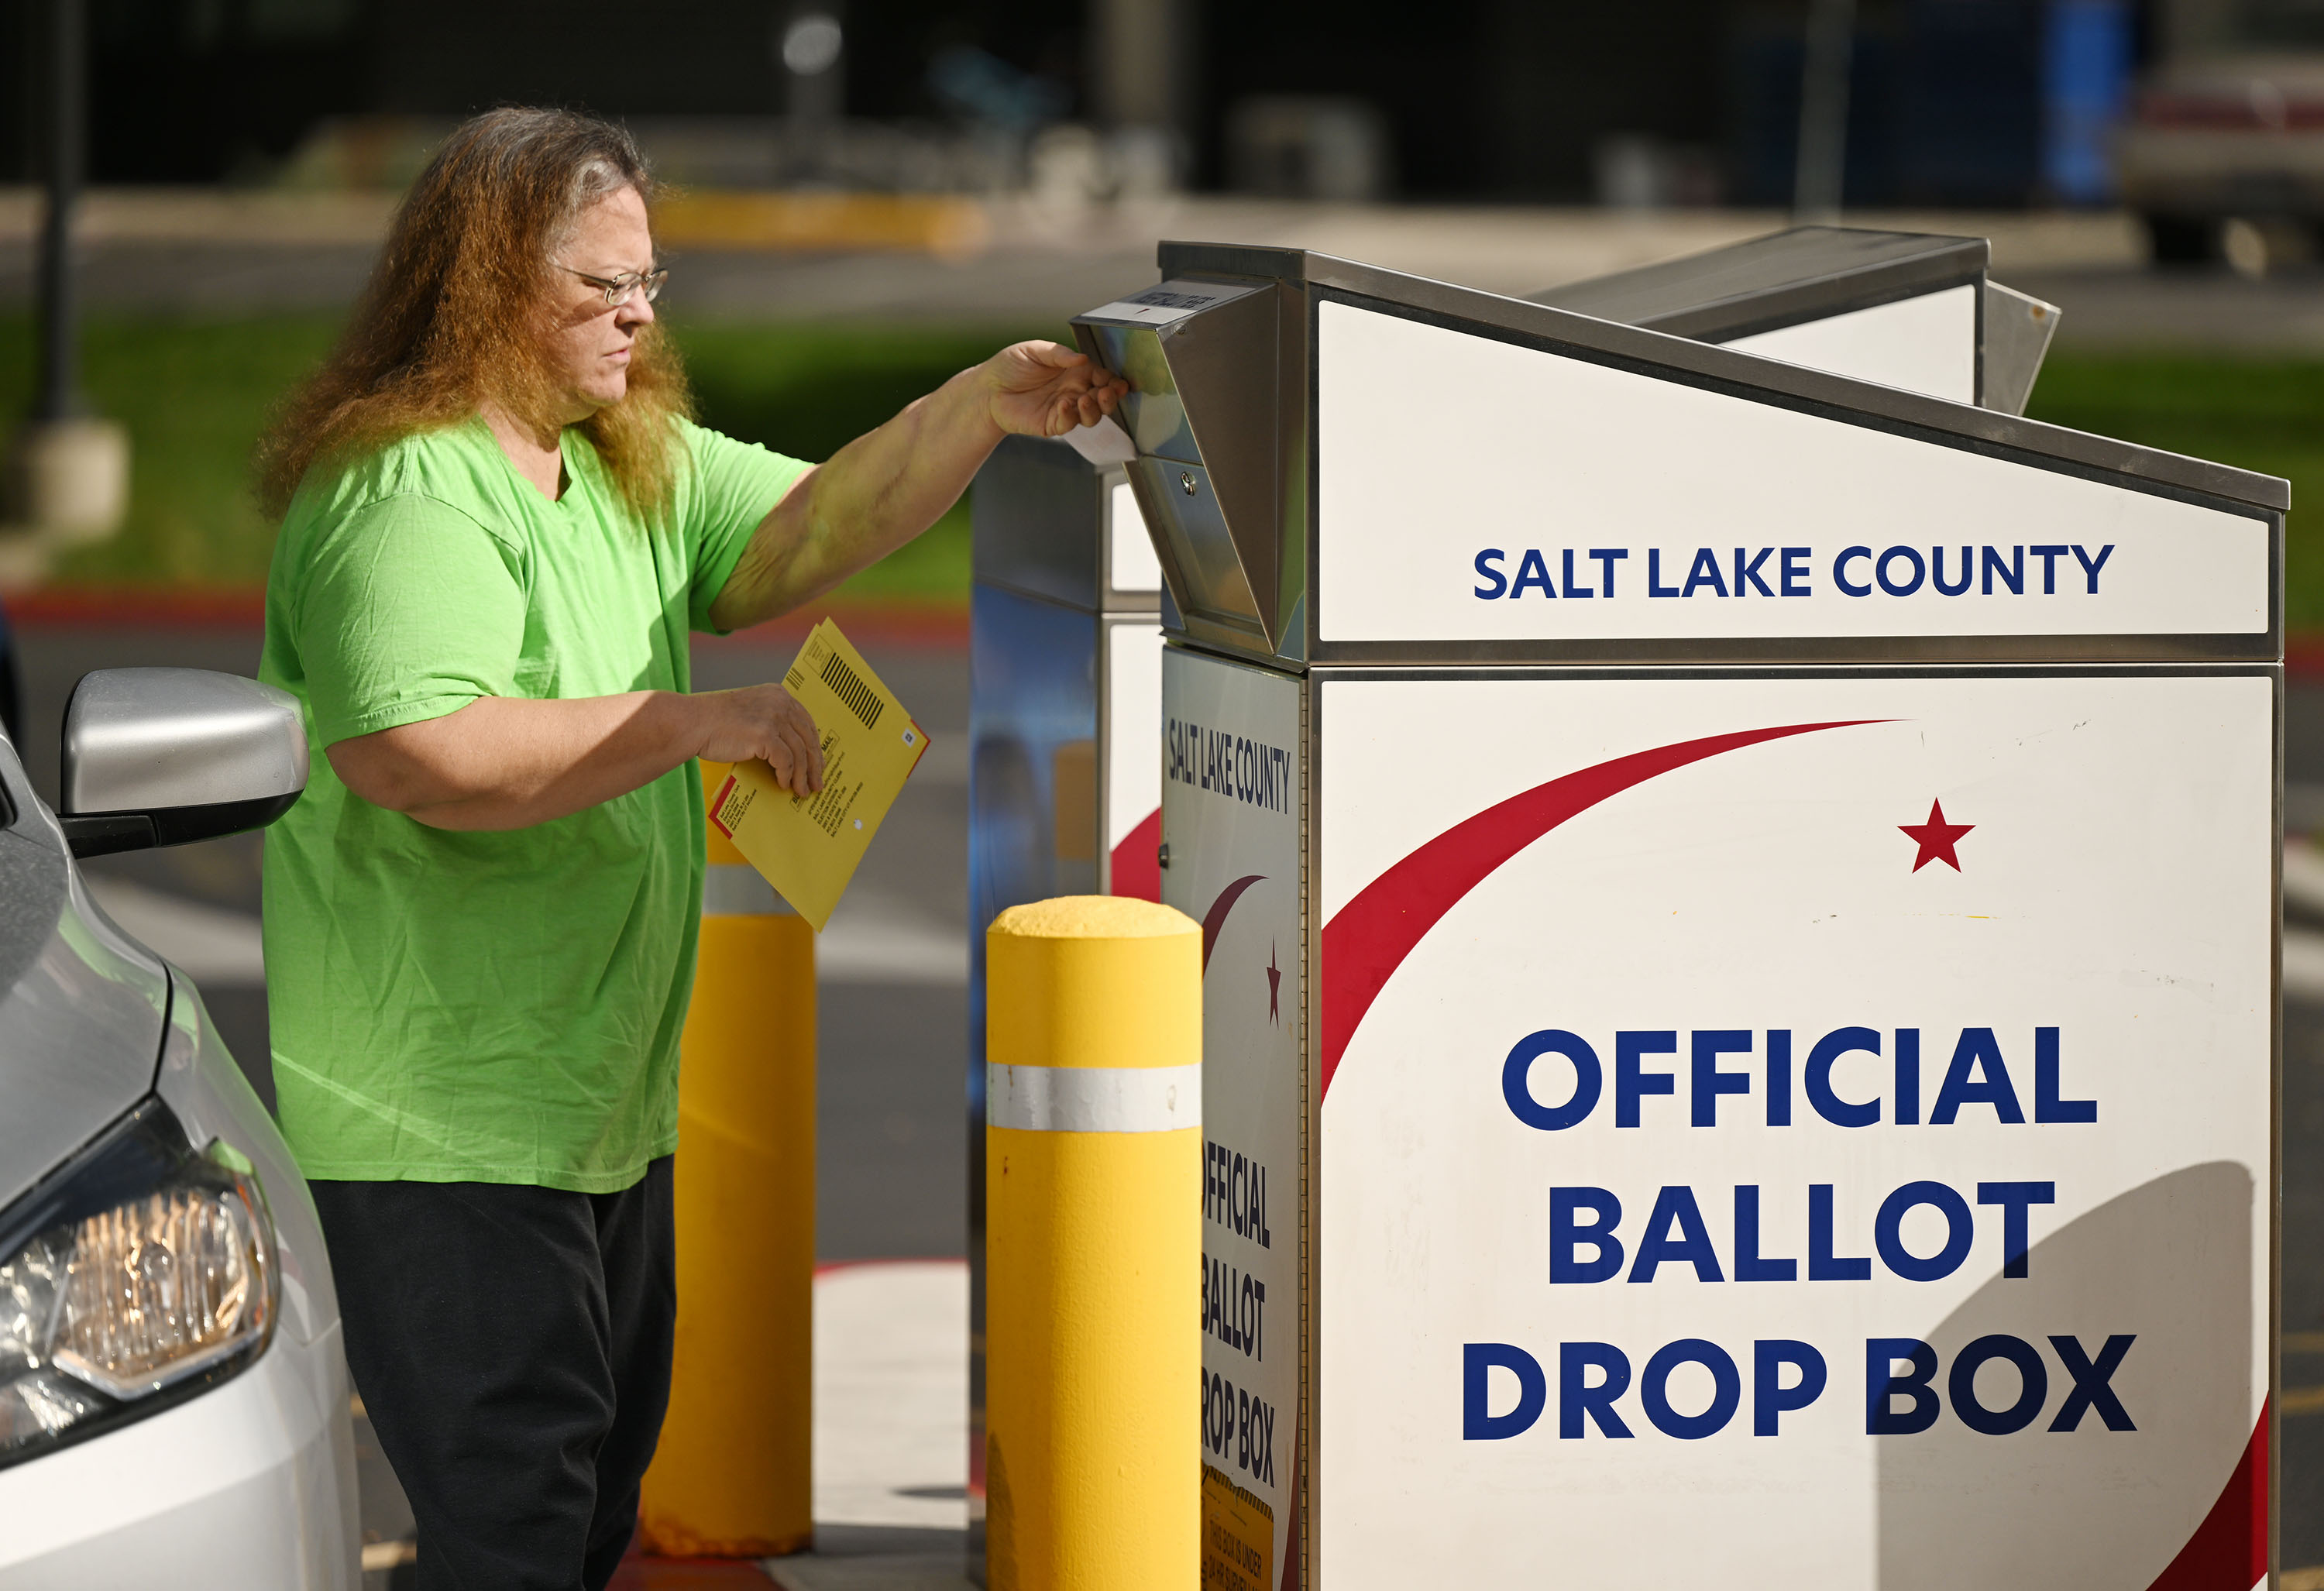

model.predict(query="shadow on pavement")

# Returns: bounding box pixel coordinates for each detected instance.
[763,1524,971,1591]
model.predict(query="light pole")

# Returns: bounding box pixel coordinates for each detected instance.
[1092,0,1191,194]
[777,5,844,182]
[36,0,85,425]
[9,0,128,548]
[1793,0,1856,224]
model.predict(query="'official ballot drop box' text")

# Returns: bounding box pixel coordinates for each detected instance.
[1072,245,2288,1589]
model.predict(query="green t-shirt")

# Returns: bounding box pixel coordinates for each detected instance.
[259,416,810,1192]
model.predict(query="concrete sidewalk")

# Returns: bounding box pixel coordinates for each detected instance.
[602,1262,976,1591]
[762,1262,974,1591]
[4,187,2307,349]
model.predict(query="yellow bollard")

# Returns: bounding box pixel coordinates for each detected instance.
[984,896,1202,1590]
[637,761,816,1557]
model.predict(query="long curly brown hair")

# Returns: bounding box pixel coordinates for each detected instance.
[257,107,693,518]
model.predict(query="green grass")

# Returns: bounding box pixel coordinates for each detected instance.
[0,313,1058,600]
[0,322,2315,620]
[2025,353,2324,628]
[0,316,338,585]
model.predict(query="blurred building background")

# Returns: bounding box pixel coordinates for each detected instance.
[0,0,2277,211]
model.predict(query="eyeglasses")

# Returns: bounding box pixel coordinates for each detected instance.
[558,264,669,308]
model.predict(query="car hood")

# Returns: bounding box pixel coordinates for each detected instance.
[0,747,170,1215]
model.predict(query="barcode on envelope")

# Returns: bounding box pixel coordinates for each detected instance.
[820,651,883,728]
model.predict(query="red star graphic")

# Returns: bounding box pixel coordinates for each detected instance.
[1266,940,1282,1026]
[1898,799,1975,873]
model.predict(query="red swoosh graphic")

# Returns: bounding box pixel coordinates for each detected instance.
[1202,874,1267,972]
[1318,720,1881,1100]
[2144,1403,2267,1591]
[1278,1437,1301,1591]
[1110,807,1162,902]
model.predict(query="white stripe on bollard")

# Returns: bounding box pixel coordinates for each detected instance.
[704,862,791,918]
[986,1060,1202,1134]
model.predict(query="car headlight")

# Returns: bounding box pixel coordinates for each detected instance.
[0,1097,278,1468]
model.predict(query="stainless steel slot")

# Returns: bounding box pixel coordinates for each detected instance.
[1128,458,1261,631]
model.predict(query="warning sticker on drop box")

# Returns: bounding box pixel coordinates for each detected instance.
[708,618,928,933]
[1201,1465,1273,1591]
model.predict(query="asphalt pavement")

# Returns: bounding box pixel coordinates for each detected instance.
[3,192,2320,348]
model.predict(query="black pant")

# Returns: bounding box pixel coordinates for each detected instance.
[311,1160,677,1591]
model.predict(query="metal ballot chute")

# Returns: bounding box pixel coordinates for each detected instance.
[1071,278,1291,655]
[1530,224,2060,414]
[1073,242,2286,1589]
[1532,225,1988,341]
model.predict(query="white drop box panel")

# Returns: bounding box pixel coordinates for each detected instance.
[1163,644,1305,1581]
[1315,301,2271,647]
[1308,668,2274,1589]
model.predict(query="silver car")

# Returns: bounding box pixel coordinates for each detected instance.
[0,668,358,1587]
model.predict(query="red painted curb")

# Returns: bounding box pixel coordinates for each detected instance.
[812,1256,966,1277]
[7,587,267,626]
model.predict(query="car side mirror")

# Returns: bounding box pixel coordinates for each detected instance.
[59,668,308,859]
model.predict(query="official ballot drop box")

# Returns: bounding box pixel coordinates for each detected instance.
[960,225,2037,1557]
[1069,242,2288,1589]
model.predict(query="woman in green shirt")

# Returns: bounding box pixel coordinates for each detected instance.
[253,106,1123,1589]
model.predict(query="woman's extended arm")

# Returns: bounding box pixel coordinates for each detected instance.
[329,340,1119,831]
[327,681,824,831]
[706,340,1126,632]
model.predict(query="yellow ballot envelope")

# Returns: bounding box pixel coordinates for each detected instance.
[706,619,929,932]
